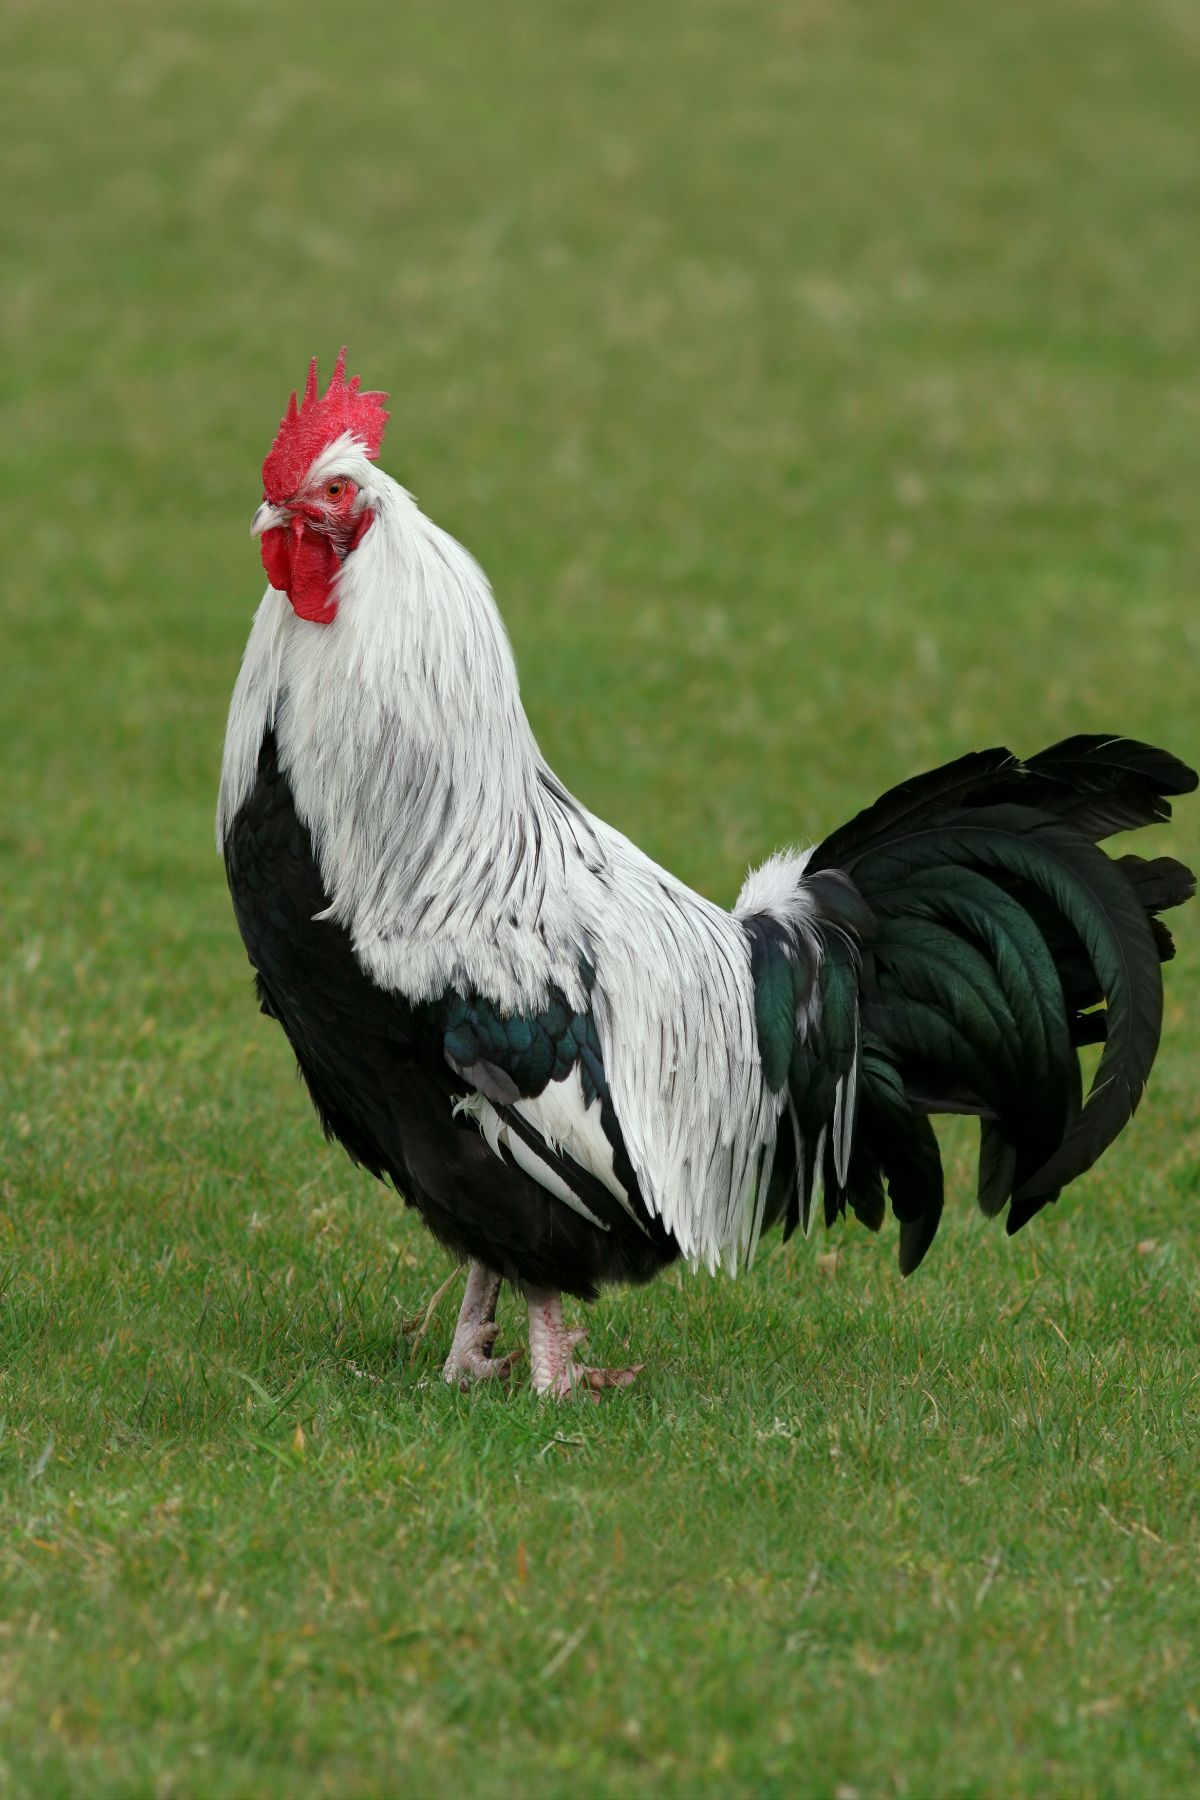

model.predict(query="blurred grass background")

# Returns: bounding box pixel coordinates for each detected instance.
[1,1,1198,1794]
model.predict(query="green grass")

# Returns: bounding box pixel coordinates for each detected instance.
[2,0,1199,1793]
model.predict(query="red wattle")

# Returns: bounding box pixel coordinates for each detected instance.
[288,528,342,623]
[260,526,292,593]
[260,522,341,624]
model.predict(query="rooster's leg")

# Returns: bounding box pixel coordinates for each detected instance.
[525,1287,643,1400]
[442,1263,515,1385]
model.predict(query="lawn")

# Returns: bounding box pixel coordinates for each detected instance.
[2,0,1199,1793]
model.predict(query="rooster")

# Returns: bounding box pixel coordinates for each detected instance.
[219,351,1195,1397]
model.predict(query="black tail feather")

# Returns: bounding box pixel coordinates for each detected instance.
[788,735,1195,1272]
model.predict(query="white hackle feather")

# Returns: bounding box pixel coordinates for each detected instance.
[219,435,818,1273]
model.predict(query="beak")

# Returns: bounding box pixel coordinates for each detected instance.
[251,500,288,537]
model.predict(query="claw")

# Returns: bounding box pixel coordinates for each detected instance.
[445,1342,520,1389]
[442,1327,520,1386]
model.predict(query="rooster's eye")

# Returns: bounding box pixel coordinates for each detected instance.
[325,480,344,499]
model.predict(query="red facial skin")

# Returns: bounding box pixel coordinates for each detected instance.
[260,477,374,624]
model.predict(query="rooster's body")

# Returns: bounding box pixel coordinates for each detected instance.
[219,354,1195,1395]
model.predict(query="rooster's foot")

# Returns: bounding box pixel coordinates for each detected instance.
[525,1287,643,1402]
[442,1263,516,1387]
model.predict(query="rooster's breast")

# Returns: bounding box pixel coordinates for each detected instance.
[221,729,677,1298]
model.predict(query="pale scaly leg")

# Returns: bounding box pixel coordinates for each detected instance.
[442,1263,515,1385]
[525,1286,643,1400]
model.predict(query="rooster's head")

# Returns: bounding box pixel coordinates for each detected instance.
[252,348,389,624]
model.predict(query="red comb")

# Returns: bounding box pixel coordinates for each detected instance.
[262,348,389,502]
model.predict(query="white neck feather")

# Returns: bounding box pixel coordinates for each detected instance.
[218,466,605,1010]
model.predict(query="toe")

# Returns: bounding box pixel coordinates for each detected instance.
[541,1363,644,1400]
[582,1364,644,1391]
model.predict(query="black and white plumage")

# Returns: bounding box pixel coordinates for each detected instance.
[219,357,1196,1396]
